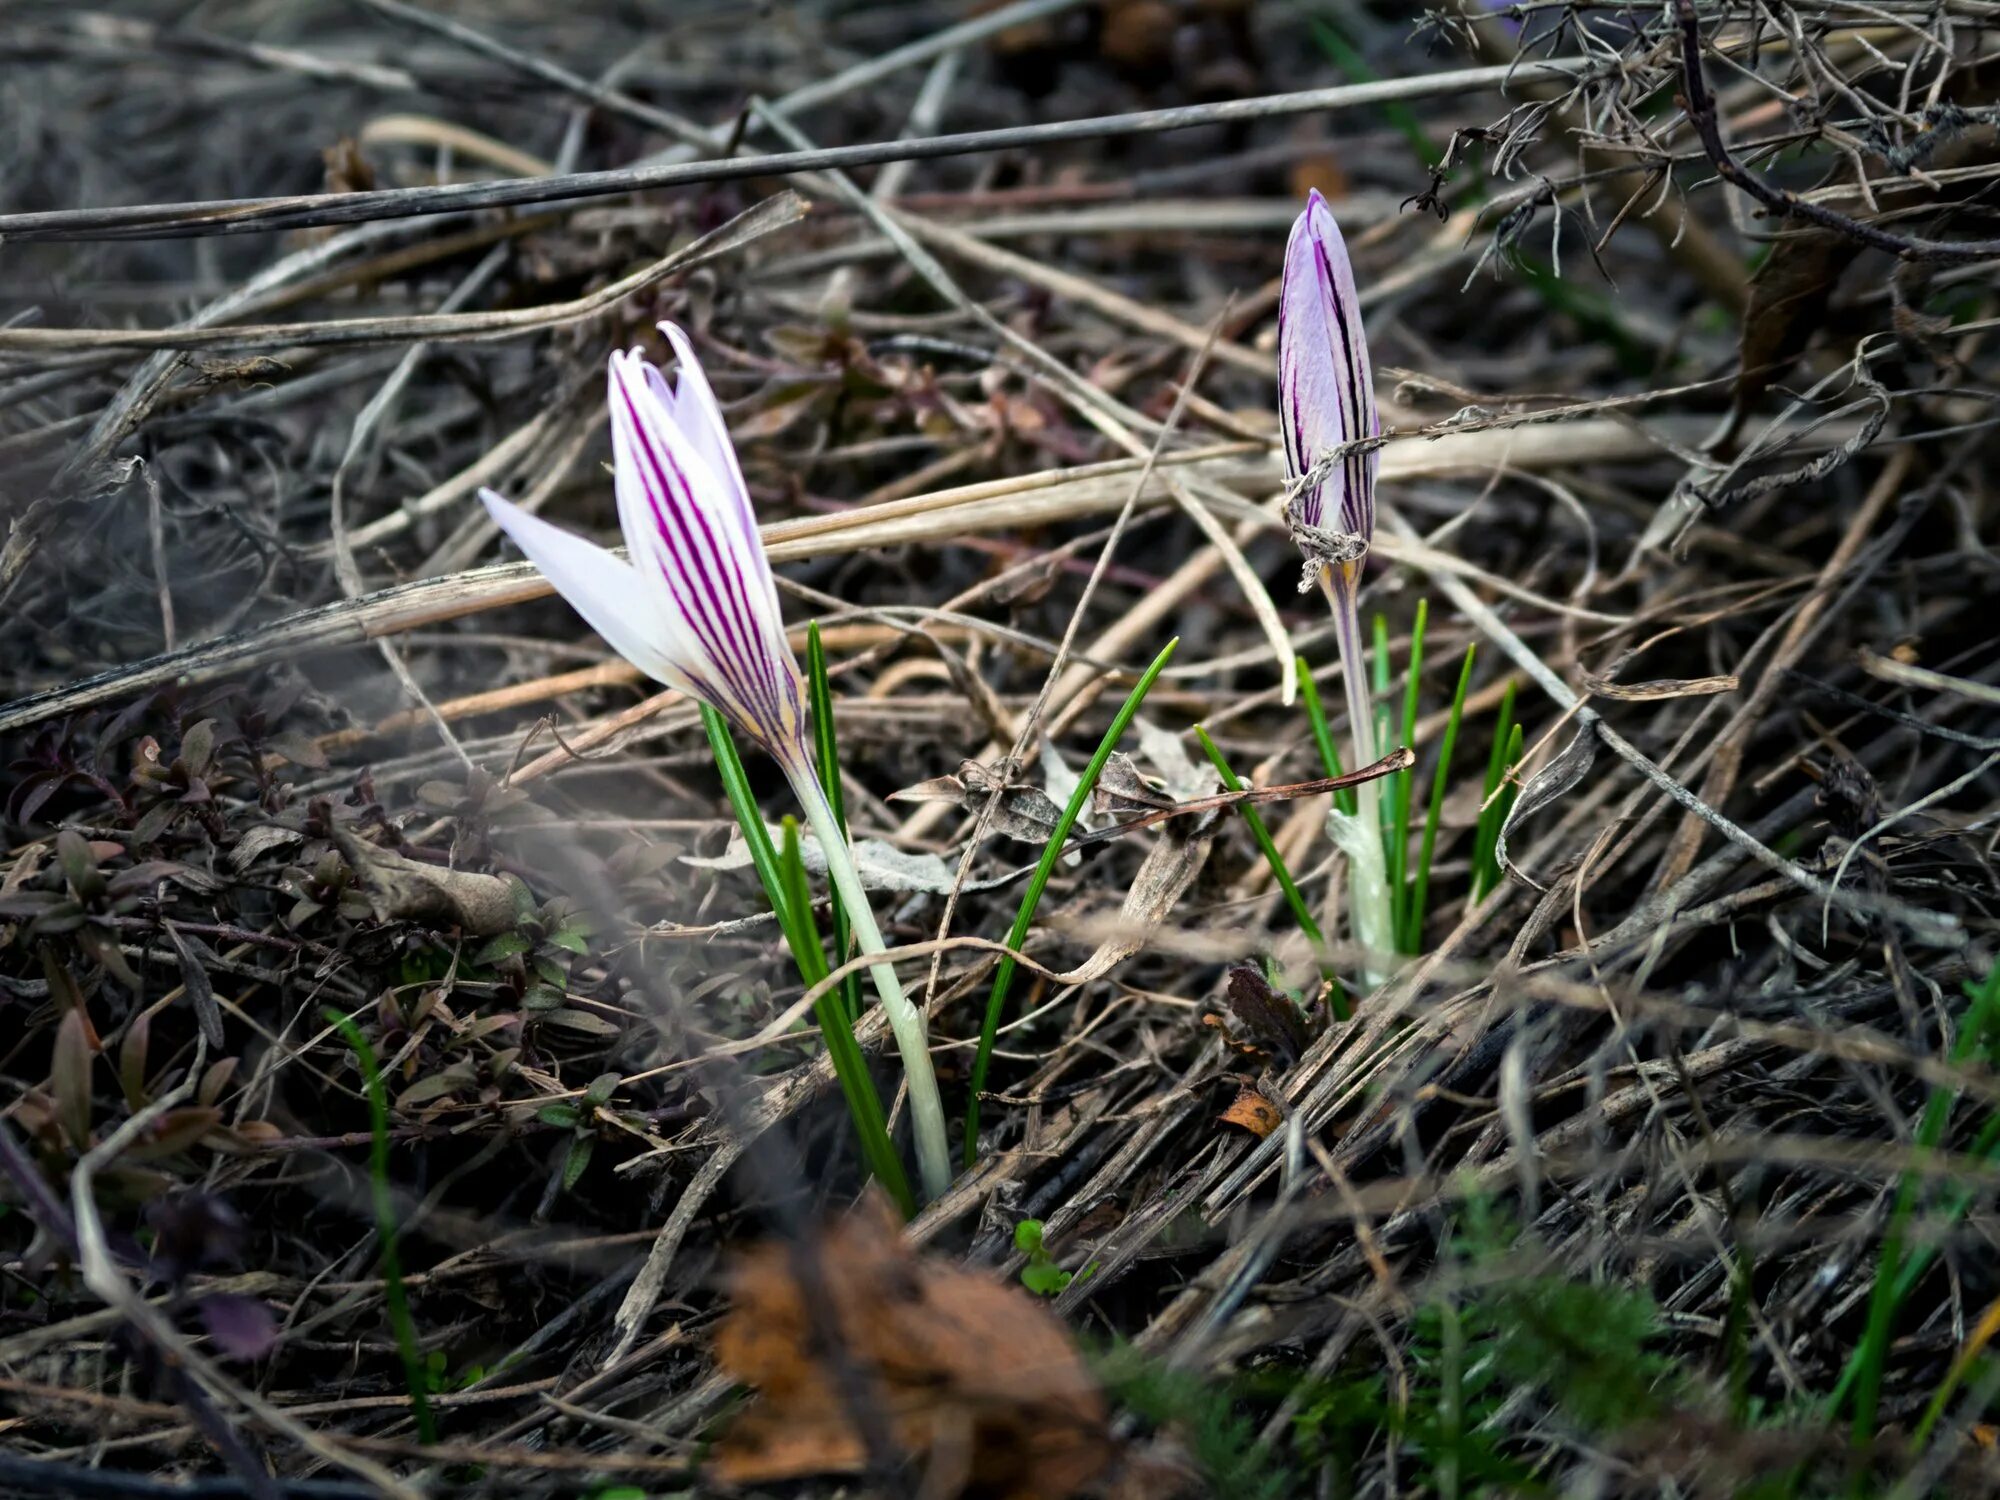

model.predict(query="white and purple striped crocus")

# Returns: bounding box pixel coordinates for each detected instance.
[1277,192,1396,980]
[482,324,952,1199]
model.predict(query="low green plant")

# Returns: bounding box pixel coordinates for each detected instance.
[470,879,592,1013]
[535,1070,619,1204]
[1839,957,2000,1448]
[1098,1346,1294,1500]
[1015,1218,1071,1297]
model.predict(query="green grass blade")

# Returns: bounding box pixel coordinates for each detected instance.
[702,706,914,1216]
[1491,725,1523,883]
[807,623,861,1028]
[1845,959,2000,1448]
[1297,655,1356,818]
[323,1008,437,1445]
[1195,725,1348,1021]
[1472,682,1518,900]
[1388,600,1427,948]
[702,705,799,943]
[1405,644,1474,953]
[963,638,1179,1168]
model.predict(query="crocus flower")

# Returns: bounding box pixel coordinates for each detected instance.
[482,323,953,1199]
[1278,192,1395,979]
[1279,187,1379,593]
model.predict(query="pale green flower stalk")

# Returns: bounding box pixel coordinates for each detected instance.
[481,323,952,1199]
[1279,191,1395,981]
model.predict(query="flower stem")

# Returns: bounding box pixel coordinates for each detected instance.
[1321,566,1396,982]
[787,764,953,1200]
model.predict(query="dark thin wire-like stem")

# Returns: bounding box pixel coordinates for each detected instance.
[1673,0,2000,264]
[0,61,1592,242]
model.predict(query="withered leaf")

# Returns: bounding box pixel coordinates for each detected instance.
[1212,964,1313,1070]
[1219,1085,1282,1139]
[1093,751,1178,817]
[1734,220,1861,425]
[1050,817,1213,987]
[52,1007,94,1151]
[1577,667,1740,702]
[713,1193,1112,1498]
[121,1106,225,1162]
[329,827,516,936]
[891,758,1065,847]
[164,921,225,1049]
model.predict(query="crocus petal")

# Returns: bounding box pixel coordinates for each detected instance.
[655,324,752,521]
[1278,188,1378,560]
[654,324,789,635]
[480,488,715,702]
[605,345,806,757]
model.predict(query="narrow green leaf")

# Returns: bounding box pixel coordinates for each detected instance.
[807,622,862,1028]
[1405,644,1475,953]
[1296,656,1355,818]
[560,1133,595,1193]
[1473,681,1519,901]
[323,1008,436,1446]
[1848,959,2000,1446]
[964,639,1179,1168]
[701,707,914,1217]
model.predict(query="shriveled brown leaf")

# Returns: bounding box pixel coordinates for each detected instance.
[329,826,516,935]
[1050,819,1213,987]
[1577,667,1741,702]
[1210,964,1314,1069]
[712,1193,1113,1498]
[1219,1084,1282,1139]
[892,758,1066,847]
[51,1006,94,1151]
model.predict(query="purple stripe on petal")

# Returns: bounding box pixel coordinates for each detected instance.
[610,364,799,749]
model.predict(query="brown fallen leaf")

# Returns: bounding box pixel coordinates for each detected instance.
[1203,964,1317,1070]
[329,826,517,936]
[712,1194,1113,1498]
[1219,1085,1282,1140]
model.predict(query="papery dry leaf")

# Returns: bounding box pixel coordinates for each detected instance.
[1094,751,1177,817]
[892,758,1065,847]
[1577,667,1740,702]
[1050,819,1213,987]
[1219,1085,1282,1139]
[329,826,516,935]
[712,1193,1113,1498]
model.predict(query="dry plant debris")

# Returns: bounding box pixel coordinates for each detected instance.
[712,1193,1112,1495]
[0,2,1998,1497]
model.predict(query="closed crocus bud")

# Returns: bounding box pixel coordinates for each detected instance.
[1278,188,1378,592]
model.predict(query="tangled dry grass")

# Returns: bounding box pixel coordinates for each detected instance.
[2,2,1998,1496]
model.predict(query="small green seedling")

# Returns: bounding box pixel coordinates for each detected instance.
[1016,1219,1072,1297]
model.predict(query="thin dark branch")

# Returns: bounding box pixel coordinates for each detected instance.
[1674,0,2000,264]
[0,61,1591,243]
